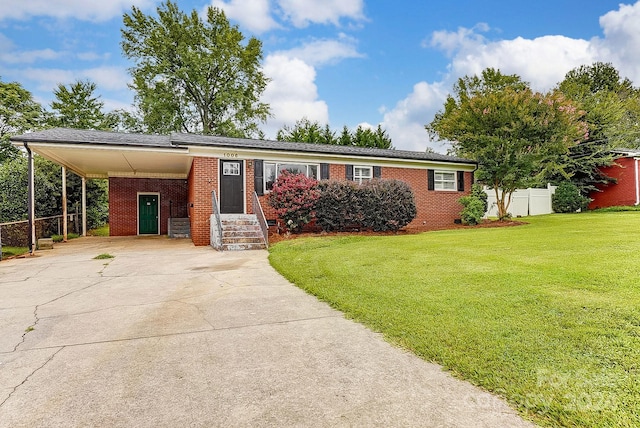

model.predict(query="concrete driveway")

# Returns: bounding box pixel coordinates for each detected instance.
[0,236,534,427]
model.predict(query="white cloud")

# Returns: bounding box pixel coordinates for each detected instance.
[261,54,328,138]
[0,48,62,64]
[278,0,364,28]
[598,1,640,84]
[208,0,280,34]
[208,0,364,33]
[383,2,640,152]
[381,81,449,152]
[0,0,155,22]
[272,35,363,67]
[16,66,129,93]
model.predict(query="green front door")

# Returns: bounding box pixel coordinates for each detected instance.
[138,194,159,235]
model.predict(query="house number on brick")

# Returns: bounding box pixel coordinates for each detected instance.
[223,153,239,158]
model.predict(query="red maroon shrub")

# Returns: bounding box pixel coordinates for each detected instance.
[268,171,320,233]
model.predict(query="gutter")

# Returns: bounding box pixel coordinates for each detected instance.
[636,157,640,206]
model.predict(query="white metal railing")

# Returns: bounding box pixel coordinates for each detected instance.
[210,190,224,250]
[252,191,269,248]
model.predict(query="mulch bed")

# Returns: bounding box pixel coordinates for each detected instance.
[268,219,527,244]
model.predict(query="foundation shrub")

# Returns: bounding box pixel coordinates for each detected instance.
[315,179,416,232]
[315,181,362,231]
[268,171,320,233]
[459,184,488,225]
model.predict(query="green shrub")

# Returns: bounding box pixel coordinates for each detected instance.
[268,171,321,233]
[459,196,486,225]
[315,179,416,232]
[459,184,488,225]
[552,181,590,213]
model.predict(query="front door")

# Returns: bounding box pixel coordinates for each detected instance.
[138,194,159,234]
[220,160,244,213]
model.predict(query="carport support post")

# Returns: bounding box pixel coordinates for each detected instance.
[81,177,87,236]
[25,143,36,254]
[62,166,68,242]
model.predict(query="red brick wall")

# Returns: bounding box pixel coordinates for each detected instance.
[589,157,639,209]
[256,164,472,231]
[381,167,471,230]
[188,157,218,246]
[109,178,188,236]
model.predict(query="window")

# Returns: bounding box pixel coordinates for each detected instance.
[434,171,456,190]
[223,162,240,176]
[353,166,373,184]
[264,162,319,191]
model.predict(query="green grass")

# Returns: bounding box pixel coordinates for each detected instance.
[93,253,114,260]
[88,224,109,237]
[50,233,80,242]
[1,246,29,258]
[269,212,640,427]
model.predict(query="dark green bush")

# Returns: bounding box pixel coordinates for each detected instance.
[315,179,416,232]
[459,184,488,225]
[552,181,590,213]
[315,181,362,231]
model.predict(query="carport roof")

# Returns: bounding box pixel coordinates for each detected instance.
[11,128,475,179]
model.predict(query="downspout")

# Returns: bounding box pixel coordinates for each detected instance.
[24,143,36,254]
[635,157,639,206]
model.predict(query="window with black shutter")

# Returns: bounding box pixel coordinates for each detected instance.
[253,160,264,196]
[321,163,330,180]
[373,166,382,178]
[427,169,435,191]
[346,164,354,181]
[457,171,465,192]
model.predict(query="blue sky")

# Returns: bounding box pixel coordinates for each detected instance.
[1,0,639,152]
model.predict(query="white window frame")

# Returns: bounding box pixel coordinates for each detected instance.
[434,171,457,191]
[353,166,373,184]
[264,162,320,192]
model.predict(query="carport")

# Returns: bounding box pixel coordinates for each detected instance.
[11,128,191,253]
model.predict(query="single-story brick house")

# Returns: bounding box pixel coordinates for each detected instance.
[589,149,640,209]
[12,128,477,248]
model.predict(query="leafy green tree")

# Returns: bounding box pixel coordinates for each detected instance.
[121,0,270,137]
[555,63,640,195]
[0,78,43,162]
[276,118,336,144]
[277,120,393,148]
[352,124,393,149]
[47,80,111,228]
[427,68,587,220]
[48,80,111,130]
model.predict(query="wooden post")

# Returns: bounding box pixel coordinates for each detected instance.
[81,177,87,236]
[25,144,36,254]
[62,166,68,242]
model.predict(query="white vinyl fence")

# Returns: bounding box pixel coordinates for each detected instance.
[484,184,556,218]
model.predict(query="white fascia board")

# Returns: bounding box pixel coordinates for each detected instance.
[185,146,477,171]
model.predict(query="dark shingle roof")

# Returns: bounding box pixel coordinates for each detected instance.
[11,128,475,165]
[171,133,475,164]
[11,128,175,149]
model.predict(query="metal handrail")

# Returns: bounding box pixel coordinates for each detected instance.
[252,191,269,248]
[211,190,224,250]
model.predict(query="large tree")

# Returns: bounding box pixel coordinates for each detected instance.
[46,79,111,229]
[277,118,393,149]
[48,80,113,130]
[555,62,640,195]
[121,0,270,137]
[428,68,587,220]
[0,79,43,162]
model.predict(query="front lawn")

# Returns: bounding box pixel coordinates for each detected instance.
[269,213,640,427]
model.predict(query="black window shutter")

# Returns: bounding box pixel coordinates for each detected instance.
[373,166,382,178]
[457,171,465,192]
[254,159,264,196]
[346,164,354,181]
[427,169,435,191]
[321,163,330,180]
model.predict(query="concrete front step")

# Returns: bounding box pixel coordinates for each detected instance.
[169,217,191,238]
[217,214,266,250]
